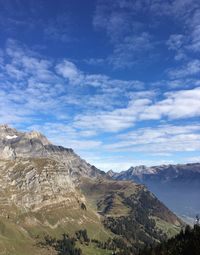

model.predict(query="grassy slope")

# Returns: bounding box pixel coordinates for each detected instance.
[80,178,182,240]
[0,158,112,254]
[80,177,140,215]
[0,161,182,254]
[0,200,112,255]
[80,244,112,255]
[152,216,182,238]
[0,219,53,255]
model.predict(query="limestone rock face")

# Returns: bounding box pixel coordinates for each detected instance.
[2,146,16,159]
[0,125,104,180]
[0,124,21,139]
[24,130,51,145]
[0,158,78,210]
[0,125,103,211]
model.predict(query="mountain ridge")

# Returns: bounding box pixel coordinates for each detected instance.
[108,163,200,178]
[108,163,200,222]
[0,125,183,254]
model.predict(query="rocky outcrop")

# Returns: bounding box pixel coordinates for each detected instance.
[0,157,79,210]
[0,125,104,211]
[0,125,104,180]
[24,130,51,145]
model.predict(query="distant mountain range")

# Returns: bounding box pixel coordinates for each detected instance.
[0,124,183,255]
[108,163,200,223]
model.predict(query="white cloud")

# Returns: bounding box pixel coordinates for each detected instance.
[74,98,151,132]
[105,124,200,154]
[165,3,200,61]
[152,78,200,89]
[86,155,175,172]
[0,40,147,127]
[108,32,153,69]
[1,40,200,133]
[4,39,55,82]
[185,155,200,163]
[168,60,200,78]
[166,34,187,60]
[167,34,185,50]
[93,0,155,68]
[56,59,144,91]
[140,87,200,120]
[93,0,200,68]
[25,122,102,151]
[1,40,200,171]
[56,60,82,84]
[74,87,200,134]
[186,9,200,52]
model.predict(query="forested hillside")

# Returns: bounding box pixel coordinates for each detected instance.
[139,225,200,255]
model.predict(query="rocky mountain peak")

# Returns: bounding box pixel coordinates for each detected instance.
[0,124,104,180]
[106,169,115,177]
[0,124,11,130]
[24,130,51,145]
[0,125,105,210]
[0,124,20,138]
[129,165,157,175]
[0,124,51,145]
[0,125,52,160]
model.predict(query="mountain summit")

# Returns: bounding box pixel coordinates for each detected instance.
[0,125,183,255]
[0,125,51,159]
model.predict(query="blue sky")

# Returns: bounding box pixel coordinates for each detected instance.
[0,0,200,171]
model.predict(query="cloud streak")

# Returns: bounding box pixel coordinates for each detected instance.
[74,87,200,133]
[106,124,200,154]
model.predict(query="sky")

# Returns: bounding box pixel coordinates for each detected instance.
[0,0,200,171]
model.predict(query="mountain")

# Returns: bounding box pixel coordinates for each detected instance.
[0,125,183,255]
[109,164,200,223]
[0,124,104,180]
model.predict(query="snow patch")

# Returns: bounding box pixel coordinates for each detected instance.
[6,135,18,139]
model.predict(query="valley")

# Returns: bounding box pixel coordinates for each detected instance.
[109,164,200,224]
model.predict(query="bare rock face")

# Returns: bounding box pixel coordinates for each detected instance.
[0,125,104,180]
[0,125,103,211]
[0,158,78,210]
[0,124,20,137]
[2,145,16,159]
[0,125,51,159]
[24,130,51,145]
